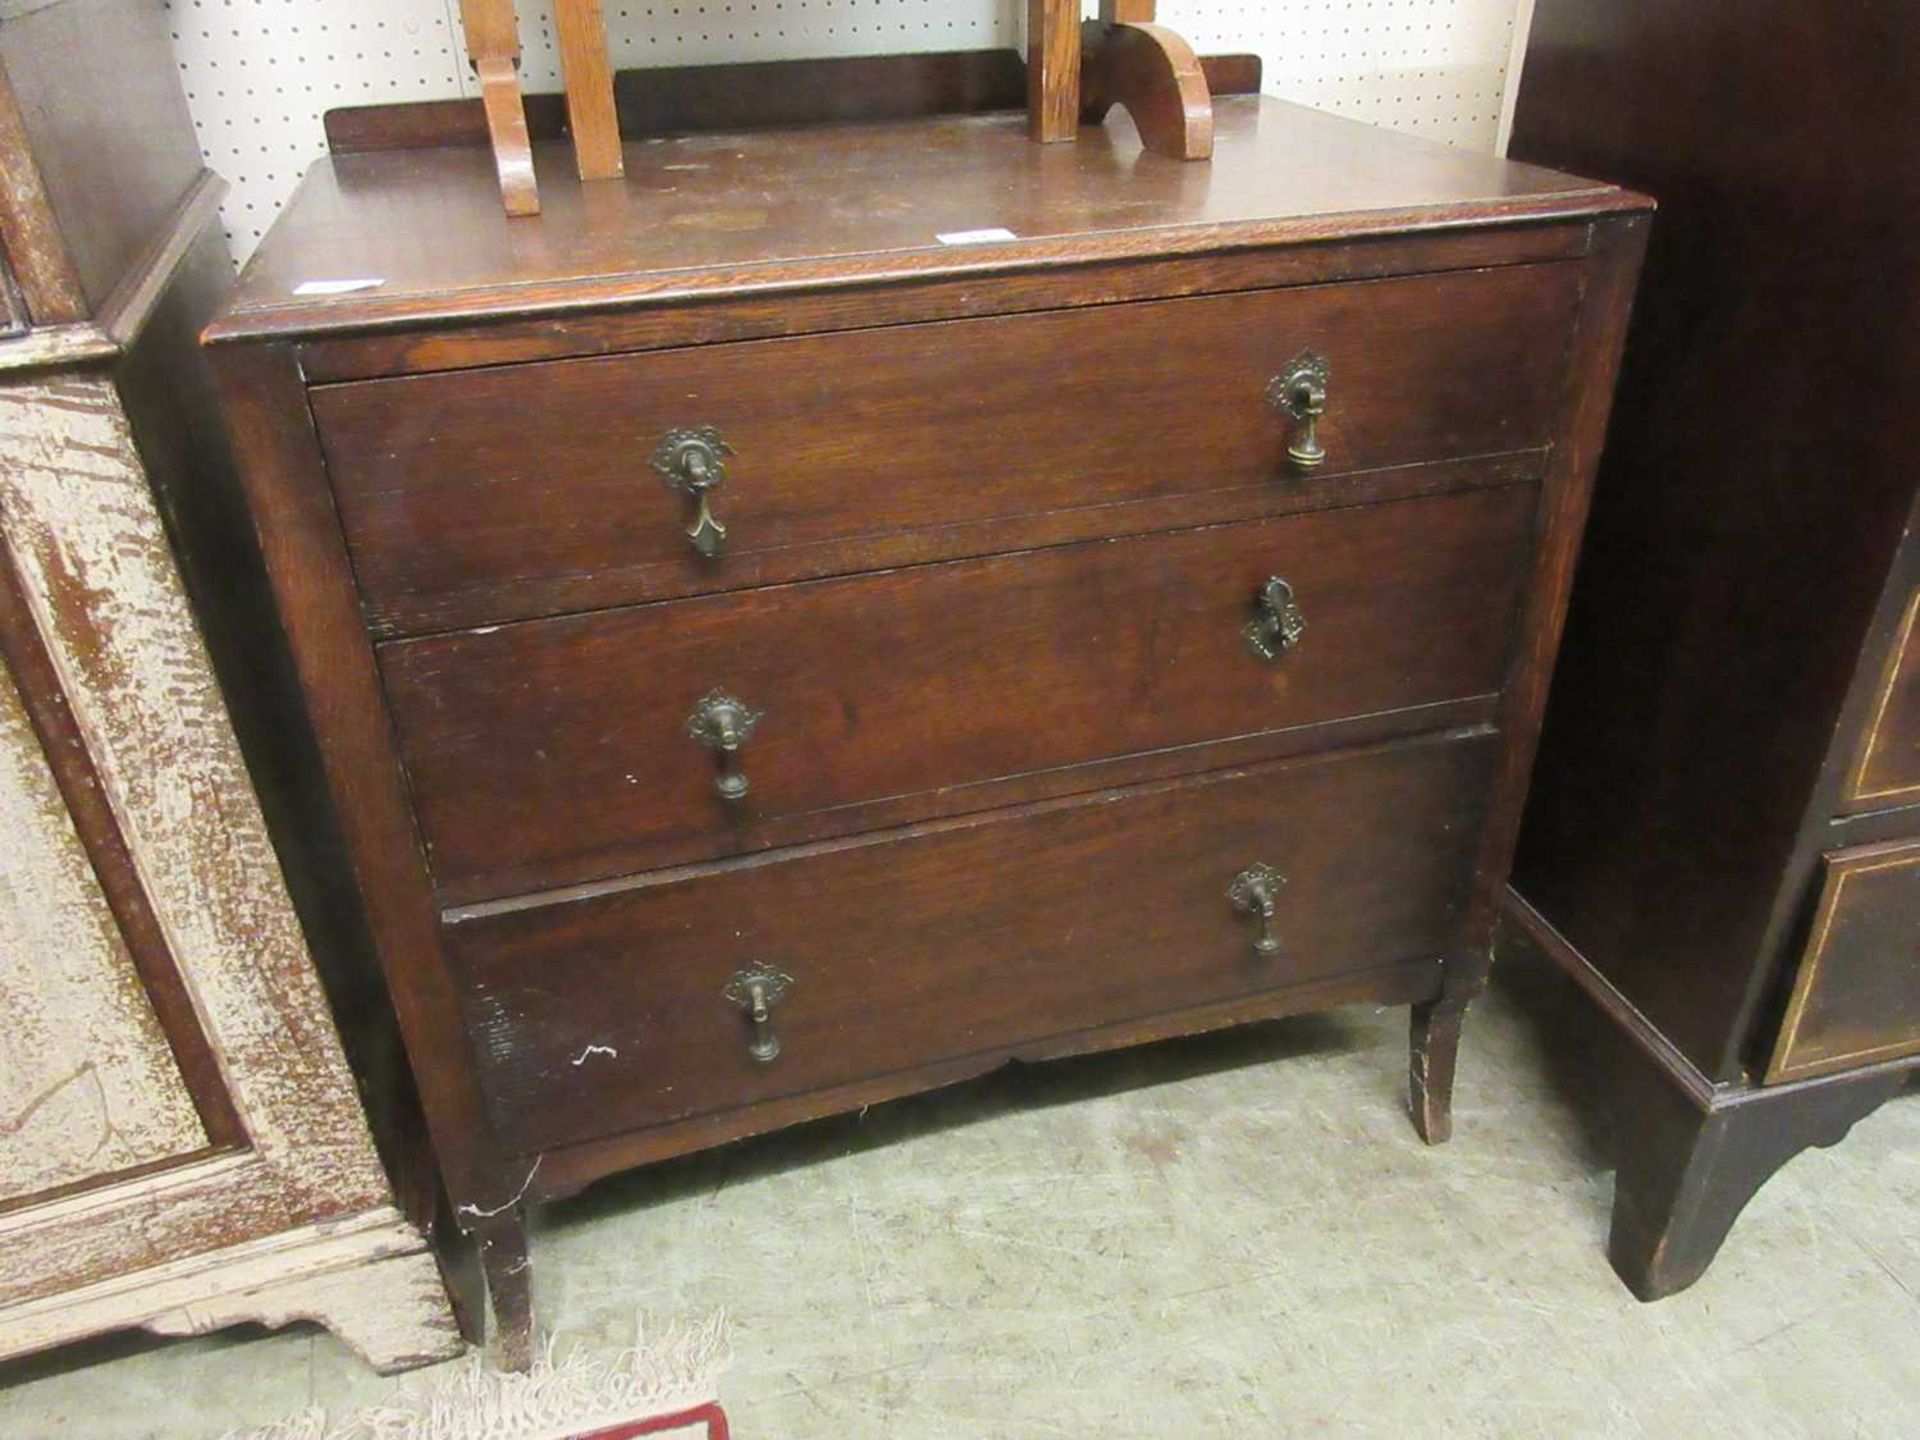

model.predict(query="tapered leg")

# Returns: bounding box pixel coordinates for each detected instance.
[1609,1061,1909,1300]
[472,1210,535,1371]
[1409,996,1468,1145]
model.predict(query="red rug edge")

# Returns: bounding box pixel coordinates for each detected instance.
[575,1402,730,1440]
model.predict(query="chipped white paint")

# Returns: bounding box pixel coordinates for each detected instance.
[146,1240,460,1375]
[5,1205,460,1373]
[0,375,383,1192]
[0,660,205,1199]
[0,368,456,1365]
[572,1044,619,1066]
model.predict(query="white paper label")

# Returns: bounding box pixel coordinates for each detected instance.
[292,278,387,296]
[935,227,1019,246]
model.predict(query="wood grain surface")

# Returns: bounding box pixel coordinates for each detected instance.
[315,263,1578,634]
[382,485,1535,901]
[209,97,1635,343]
[448,730,1498,1156]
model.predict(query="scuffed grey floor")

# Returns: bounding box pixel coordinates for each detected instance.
[4,948,1915,1438]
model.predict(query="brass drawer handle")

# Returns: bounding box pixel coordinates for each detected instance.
[1245,576,1306,661]
[724,963,793,1064]
[650,424,736,559]
[1266,350,1330,470]
[686,689,763,801]
[1228,863,1285,958]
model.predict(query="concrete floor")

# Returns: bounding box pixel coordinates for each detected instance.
[4,948,1915,1439]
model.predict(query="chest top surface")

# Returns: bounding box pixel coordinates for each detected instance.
[210,96,1640,343]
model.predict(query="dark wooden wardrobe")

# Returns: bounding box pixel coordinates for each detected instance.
[1504,1,1918,1296]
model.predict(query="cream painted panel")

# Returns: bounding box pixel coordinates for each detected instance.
[0,658,206,1201]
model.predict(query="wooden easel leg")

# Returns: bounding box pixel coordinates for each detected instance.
[474,59,540,217]
[460,0,540,216]
[553,0,624,180]
[1027,0,1080,142]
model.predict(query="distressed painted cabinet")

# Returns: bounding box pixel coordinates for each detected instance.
[0,0,460,1373]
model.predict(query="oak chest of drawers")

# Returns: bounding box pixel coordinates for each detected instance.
[206,89,1648,1363]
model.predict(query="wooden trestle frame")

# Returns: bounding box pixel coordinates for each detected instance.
[458,0,1215,217]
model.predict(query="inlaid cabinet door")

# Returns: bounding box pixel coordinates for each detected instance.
[1844,582,1920,812]
[1767,840,1920,1082]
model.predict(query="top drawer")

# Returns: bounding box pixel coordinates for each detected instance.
[313,263,1581,636]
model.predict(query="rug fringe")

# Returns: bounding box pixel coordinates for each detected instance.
[220,1313,730,1440]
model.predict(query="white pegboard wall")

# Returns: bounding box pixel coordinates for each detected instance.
[165,1,1528,261]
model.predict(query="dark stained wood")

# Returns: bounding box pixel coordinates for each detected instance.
[1198,54,1262,97]
[447,697,1504,926]
[526,953,1443,1203]
[327,51,1031,154]
[1407,213,1648,1144]
[325,95,564,156]
[0,0,205,319]
[296,225,1585,386]
[1027,0,1080,142]
[1510,0,1920,1084]
[321,51,1260,160]
[1843,571,1919,812]
[384,486,1534,901]
[1507,885,1915,1299]
[0,508,245,1149]
[209,97,1638,346]
[207,94,1646,1362]
[1502,885,1714,1103]
[1607,1055,1909,1302]
[470,1211,532,1373]
[1765,841,1920,1082]
[1505,0,1920,1297]
[448,731,1496,1156]
[1081,21,1213,161]
[315,265,1580,634]
[206,344,516,1219]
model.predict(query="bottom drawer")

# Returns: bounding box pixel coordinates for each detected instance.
[1766,838,1920,1082]
[448,731,1497,1156]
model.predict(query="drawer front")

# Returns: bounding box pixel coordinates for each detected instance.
[316,264,1581,634]
[1766,838,1920,1082]
[1845,587,1920,811]
[383,484,1535,902]
[448,732,1497,1156]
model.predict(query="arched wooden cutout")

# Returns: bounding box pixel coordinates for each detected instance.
[460,0,541,216]
[475,58,540,216]
[1081,20,1215,161]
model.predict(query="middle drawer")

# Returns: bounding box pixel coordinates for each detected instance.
[381,484,1535,903]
